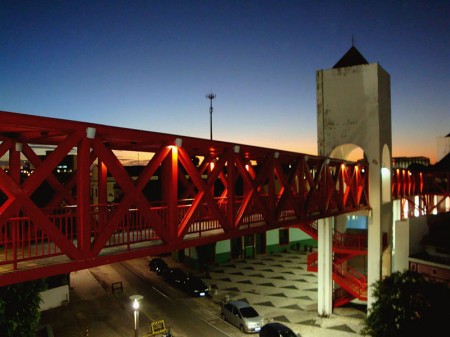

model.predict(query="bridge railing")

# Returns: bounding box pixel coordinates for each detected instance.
[307,251,367,300]
[1,196,282,269]
[332,230,368,250]
[332,262,367,300]
[1,213,70,268]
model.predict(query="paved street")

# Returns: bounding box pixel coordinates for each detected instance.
[40,250,367,337]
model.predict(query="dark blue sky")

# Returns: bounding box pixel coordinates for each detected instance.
[1,0,449,162]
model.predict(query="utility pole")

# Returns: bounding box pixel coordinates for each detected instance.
[205,92,216,140]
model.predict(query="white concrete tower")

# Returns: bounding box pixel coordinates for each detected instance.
[316,46,393,314]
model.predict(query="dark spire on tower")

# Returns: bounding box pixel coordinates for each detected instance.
[333,45,369,69]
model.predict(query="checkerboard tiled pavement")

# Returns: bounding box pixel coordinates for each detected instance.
[203,250,367,337]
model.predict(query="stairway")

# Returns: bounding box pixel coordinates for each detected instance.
[293,221,368,307]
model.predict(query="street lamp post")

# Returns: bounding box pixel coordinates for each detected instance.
[206,92,216,140]
[130,294,143,337]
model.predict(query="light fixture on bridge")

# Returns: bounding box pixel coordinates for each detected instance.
[325,158,330,165]
[174,138,183,147]
[381,166,390,176]
[130,294,143,337]
[274,151,279,159]
[15,142,22,152]
[233,145,240,154]
[86,127,96,139]
[304,155,308,162]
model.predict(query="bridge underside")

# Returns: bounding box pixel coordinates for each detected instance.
[0,110,372,286]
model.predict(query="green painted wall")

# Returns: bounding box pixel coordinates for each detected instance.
[179,228,317,269]
[266,228,316,254]
[215,240,231,264]
[266,229,278,246]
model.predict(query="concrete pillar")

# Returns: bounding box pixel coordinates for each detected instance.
[317,217,333,317]
[367,209,381,307]
[316,49,392,310]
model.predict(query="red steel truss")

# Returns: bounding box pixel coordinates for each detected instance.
[392,168,450,218]
[1,111,448,288]
[0,110,370,286]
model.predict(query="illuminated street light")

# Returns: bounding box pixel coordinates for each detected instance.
[130,294,143,337]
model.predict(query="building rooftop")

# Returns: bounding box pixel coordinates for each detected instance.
[333,46,369,68]
[433,152,450,172]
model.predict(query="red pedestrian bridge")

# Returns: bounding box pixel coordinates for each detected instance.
[0,111,448,302]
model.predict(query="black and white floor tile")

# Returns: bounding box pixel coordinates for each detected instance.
[204,251,366,337]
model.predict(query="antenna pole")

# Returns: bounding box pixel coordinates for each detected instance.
[206,92,216,140]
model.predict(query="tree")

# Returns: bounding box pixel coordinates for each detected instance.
[0,279,47,337]
[362,270,450,337]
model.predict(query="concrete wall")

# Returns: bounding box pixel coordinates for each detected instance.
[409,216,429,255]
[437,135,450,162]
[394,214,450,273]
[40,285,69,311]
[290,227,312,242]
[393,219,410,272]
[317,63,391,157]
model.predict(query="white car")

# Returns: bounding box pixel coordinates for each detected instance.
[220,300,263,333]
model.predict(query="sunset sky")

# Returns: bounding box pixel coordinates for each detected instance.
[1,1,449,163]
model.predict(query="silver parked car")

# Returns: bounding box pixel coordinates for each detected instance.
[220,300,263,333]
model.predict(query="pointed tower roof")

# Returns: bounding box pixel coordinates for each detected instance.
[333,46,369,69]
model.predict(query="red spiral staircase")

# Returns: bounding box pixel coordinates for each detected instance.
[294,221,377,307]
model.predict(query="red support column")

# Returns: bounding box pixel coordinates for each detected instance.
[9,144,21,270]
[227,152,236,231]
[162,145,178,242]
[98,160,108,231]
[268,156,276,223]
[338,164,345,210]
[77,136,92,256]
[9,144,21,185]
[98,160,107,205]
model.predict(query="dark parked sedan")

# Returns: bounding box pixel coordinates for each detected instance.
[162,268,209,297]
[259,322,299,337]
[181,275,209,297]
[148,258,169,275]
[162,267,188,286]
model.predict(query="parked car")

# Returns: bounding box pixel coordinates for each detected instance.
[181,274,209,297]
[148,258,169,275]
[220,300,263,333]
[259,322,299,337]
[162,268,188,287]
